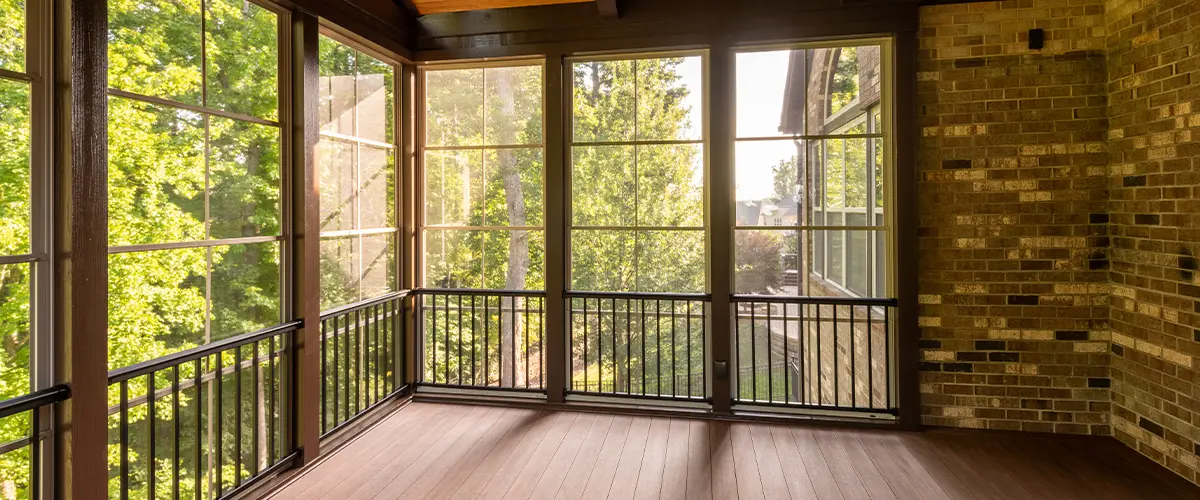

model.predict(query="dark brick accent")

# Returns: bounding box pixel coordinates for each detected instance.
[1088,378,1111,388]
[941,159,971,169]
[1139,417,1165,438]
[988,352,1020,362]
[1007,295,1039,306]
[1055,331,1089,341]
[975,340,1007,350]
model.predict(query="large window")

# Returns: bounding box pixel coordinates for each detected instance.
[569,53,706,293]
[107,0,283,368]
[733,43,888,299]
[318,33,398,311]
[421,62,545,290]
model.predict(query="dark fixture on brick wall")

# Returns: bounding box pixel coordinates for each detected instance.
[1029,28,1044,50]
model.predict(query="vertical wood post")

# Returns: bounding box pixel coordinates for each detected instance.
[291,10,321,463]
[544,53,567,404]
[401,63,418,387]
[708,46,734,415]
[53,0,109,494]
[893,31,920,430]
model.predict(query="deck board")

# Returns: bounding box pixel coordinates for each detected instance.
[266,402,1200,500]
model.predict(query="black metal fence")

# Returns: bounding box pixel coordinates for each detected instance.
[107,322,299,500]
[732,295,897,414]
[0,385,69,500]
[320,292,408,436]
[567,292,709,401]
[418,289,546,392]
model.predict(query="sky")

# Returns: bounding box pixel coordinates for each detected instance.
[673,50,799,202]
[734,50,798,202]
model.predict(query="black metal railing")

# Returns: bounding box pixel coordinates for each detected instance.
[107,321,300,500]
[732,295,897,414]
[0,385,70,500]
[418,289,546,392]
[567,292,709,401]
[320,291,408,436]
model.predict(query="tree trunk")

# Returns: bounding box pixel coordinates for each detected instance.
[494,70,529,388]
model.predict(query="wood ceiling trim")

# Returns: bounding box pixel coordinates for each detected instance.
[412,0,593,15]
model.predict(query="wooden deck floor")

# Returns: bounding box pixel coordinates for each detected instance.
[267,402,1199,500]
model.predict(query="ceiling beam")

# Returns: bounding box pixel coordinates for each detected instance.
[596,0,619,18]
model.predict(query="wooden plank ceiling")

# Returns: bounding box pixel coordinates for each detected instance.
[411,0,594,14]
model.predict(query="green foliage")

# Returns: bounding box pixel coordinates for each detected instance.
[829,47,859,115]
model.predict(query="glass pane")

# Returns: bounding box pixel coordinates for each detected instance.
[0,263,30,395]
[829,47,859,116]
[208,116,282,239]
[484,148,543,227]
[636,230,704,293]
[801,229,884,298]
[828,227,843,285]
[205,0,278,120]
[734,140,798,227]
[844,137,868,208]
[636,143,703,227]
[210,242,280,340]
[318,138,356,232]
[361,233,395,299]
[808,45,880,136]
[735,230,798,296]
[571,145,634,227]
[318,35,356,136]
[424,149,483,226]
[571,60,634,143]
[735,50,801,138]
[636,56,703,141]
[425,68,483,147]
[108,248,207,368]
[108,96,205,246]
[320,235,357,311]
[356,51,394,143]
[108,0,202,104]
[846,217,868,296]
[424,229,482,289]
[824,138,844,209]
[0,79,30,254]
[570,229,634,292]
[360,145,394,230]
[485,65,542,145]
[482,230,544,290]
[873,135,884,209]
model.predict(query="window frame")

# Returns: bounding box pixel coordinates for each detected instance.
[565,50,710,294]
[416,58,548,291]
[105,0,292,352]
[731,39,893,300]
[315,27,404,312]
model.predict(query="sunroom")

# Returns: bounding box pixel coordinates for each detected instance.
[1,0,1199,498]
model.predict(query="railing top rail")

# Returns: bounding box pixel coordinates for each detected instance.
[566,290,712,301]
[731,294,897,307]
[108,320,302,384]
[320,290,411,319]
[0,384,70,420]
[418,288,546,297]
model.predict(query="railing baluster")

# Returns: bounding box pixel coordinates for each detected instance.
[120,380,129,500]
[194,358,203,500]
[235,345,243,487]
[173,364,181,500]
[252,340,260,475]
[147,372,156,499]
[321,318,328,434]
[215,348,223,497]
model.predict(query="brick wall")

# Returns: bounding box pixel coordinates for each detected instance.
[916,0,1112,434]
[1105,0,1200,484]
